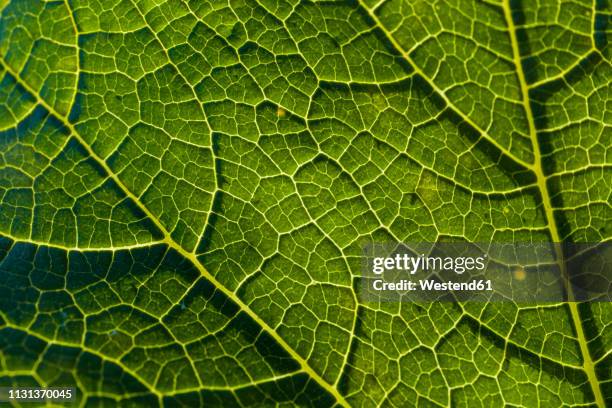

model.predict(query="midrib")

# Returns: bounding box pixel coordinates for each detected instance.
[501,1,605,406]
[0,58,351,408]
[358,0,604,405]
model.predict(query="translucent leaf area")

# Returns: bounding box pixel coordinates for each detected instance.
[0,0,610,406]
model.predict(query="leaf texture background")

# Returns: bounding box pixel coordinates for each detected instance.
[0,0,610,406]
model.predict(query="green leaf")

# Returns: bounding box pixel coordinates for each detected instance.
[0,0,610,406]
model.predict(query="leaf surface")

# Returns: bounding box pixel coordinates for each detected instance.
[0,0,610,406]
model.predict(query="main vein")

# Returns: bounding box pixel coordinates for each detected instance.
[501,1,604,406]
[0,57,350,408]
[357,0,604,405]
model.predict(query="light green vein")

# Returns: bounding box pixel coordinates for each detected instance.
[356,0,535,172]
[355,0,606,406]
[501,1,605,406]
